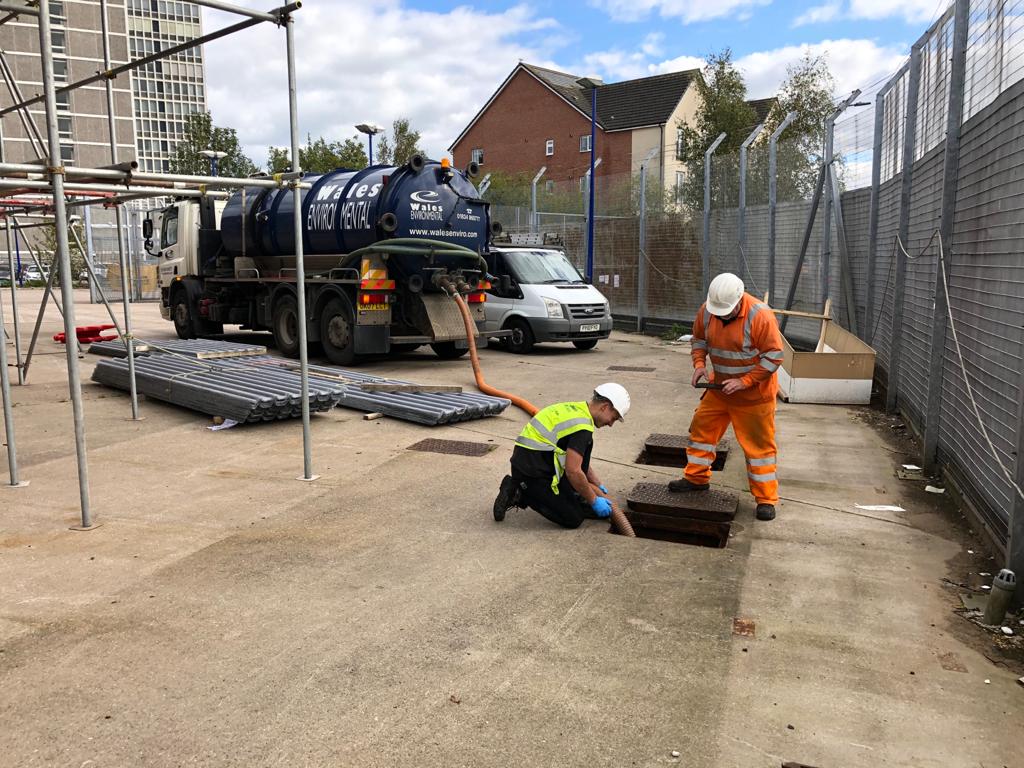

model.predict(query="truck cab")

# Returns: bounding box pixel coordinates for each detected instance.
[483,246,612,353]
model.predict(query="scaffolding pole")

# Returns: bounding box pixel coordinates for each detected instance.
[3,218,24,385]
[100,0,139,420]
[36,0,93,528]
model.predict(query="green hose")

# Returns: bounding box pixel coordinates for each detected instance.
[341,238,488,275]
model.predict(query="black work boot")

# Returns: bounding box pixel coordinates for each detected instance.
[667,477,710,493]
[493,475,521,522]
[755,504,776,521]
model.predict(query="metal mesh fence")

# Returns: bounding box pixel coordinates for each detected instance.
[485,0,1023,554]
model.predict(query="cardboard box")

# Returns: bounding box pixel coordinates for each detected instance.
[778,320,876,404]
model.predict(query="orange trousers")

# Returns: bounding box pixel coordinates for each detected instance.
[684,392,779,505]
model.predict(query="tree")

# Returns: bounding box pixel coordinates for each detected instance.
[374,118,425,166]
[760,53,838,200]
[676,50,758,211]
[37,220,86,282]
[168,112,259,177]
[267,134,369,174]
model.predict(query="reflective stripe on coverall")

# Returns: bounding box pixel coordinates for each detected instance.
[515,401,595,493]
[687,292,783,505]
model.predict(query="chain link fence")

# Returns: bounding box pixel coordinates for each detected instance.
[486,0,1024,561]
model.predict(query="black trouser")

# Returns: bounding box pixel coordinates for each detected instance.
[512,472,589,529]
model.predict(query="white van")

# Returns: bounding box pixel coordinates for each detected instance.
[484,246,612,353]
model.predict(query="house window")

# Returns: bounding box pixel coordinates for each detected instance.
[545,139,554,156]
[579,176,587,192]
[49,0,65,24]
[51,30,66,54]
[55,91,70,111]
[579,135,592,153]
[675,128,686,161]
[57,116,73,140]
[59,143,74,163]
[471,148,484,164]
[675,171,685,203]
[545,180,554,192]
[53,58,68,81]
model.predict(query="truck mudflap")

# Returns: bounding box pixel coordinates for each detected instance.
[354,324,389,355]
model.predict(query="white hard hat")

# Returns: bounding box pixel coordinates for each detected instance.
[707,272,745,316]
[594,382,630,420]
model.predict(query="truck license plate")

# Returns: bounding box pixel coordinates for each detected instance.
[580,324,600,333]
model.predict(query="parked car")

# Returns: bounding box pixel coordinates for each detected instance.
[483,246,613,353]
[20,265,47,284]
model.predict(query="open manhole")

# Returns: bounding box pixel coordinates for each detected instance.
[636,434,730,470]
[407,438,496,457]
[623,482,739,549]
[607,365,656,372]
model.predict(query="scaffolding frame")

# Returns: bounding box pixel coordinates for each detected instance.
[0,0,318,528]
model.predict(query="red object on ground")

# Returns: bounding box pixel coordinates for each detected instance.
[53,324,117,344]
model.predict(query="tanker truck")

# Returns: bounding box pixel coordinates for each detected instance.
[146,155,503,364]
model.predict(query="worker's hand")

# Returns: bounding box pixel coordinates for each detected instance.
[598,484,609,494]
[721,378,749,395]
[691,367,708,388]
[590,497,613,519]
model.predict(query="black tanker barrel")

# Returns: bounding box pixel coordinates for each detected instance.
[219,158,489,258]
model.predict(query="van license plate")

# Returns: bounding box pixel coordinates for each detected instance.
[579,324,600,333]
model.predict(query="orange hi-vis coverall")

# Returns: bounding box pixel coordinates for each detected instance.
[687,292,784,505]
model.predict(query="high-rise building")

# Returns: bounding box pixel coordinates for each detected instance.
[125,0,207,173]
[0,0,136,168]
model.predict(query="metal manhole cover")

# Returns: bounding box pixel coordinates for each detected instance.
[645,433,688,452]
[626,482,739,521]
[407,438,495,457]
[607,365,656,372]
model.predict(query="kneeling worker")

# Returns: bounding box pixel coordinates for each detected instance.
[493,383,630,528]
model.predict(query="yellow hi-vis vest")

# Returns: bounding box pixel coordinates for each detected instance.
[514,401,595,493]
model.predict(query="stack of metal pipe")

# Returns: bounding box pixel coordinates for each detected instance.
[89,338,267,359]
[91,355,344,422]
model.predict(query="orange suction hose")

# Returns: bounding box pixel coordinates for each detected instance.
[449,288,635,537]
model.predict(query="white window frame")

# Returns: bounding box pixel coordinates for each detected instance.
[545,139,554,156]
[470,148,484,165]
[675,128,686,161]
[675,171,685,203]
[579,134,592,153]
[544,179,554,192]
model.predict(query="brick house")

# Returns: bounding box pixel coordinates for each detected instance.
[449,63,703,200]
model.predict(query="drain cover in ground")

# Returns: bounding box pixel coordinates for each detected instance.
[607,365,656,372]
[640,435,730,471]
[407,438,495,457]
[626,482,738,521]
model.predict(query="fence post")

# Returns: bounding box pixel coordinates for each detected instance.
[530,166,546,234]
[768,112,796,305]
[923,0,969,471]
[865,88,886,337]
[1013,394,1024,607]
[636,148,658,333]
[702,132,726,294]
[886,45,923,415]
[821,91,861,311]
[738,122,764,275]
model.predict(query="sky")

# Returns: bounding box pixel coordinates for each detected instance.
[200,0,950,166]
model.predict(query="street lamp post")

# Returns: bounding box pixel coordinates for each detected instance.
[199,149,228,176]
[355,122,384,166]
[577,76,602,282]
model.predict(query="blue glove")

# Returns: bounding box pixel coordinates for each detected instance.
[591,497,612,519]
[598,484,608,494]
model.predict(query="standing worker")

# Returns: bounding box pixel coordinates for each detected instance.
[669,273,784,521]
[492,384,631,529]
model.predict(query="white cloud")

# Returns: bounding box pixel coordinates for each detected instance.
[793,1,842,26]
[729,39,907,98]
[202,1,559,163]
[848,0,940,23]
[589,0,772,24]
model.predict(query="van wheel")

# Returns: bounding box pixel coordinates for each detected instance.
[505,317,535,354]
[573,339,599,350]
[272,295,301,358]
[431,342,469,359]
[171,291,196,339]
[320,297,356,366]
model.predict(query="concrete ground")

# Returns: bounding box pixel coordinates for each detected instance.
[1,288,1021,768]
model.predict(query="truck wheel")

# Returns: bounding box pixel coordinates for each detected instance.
[171,291,196,339]
[505,317,535,354]
[320,297,356,366]
[272,295,302,358]
[573,339,599,350]
[430,342,469,359]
